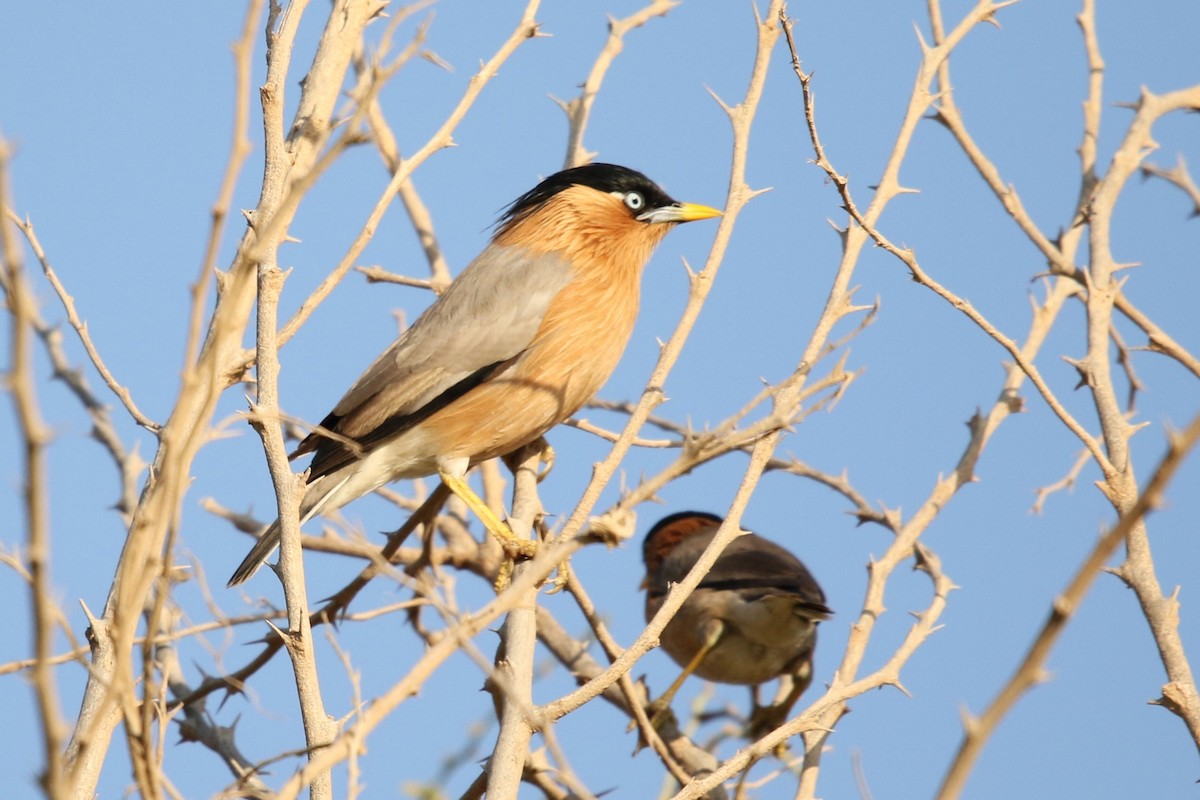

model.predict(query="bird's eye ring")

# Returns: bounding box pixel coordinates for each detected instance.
[623,191,645,211]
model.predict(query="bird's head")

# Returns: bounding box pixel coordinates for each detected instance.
[493,163,721,265]
[641,510,725,585]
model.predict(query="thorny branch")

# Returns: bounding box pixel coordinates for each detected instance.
[6,2,1197,798]
[936,412,1200,800]
[2,136,67,800]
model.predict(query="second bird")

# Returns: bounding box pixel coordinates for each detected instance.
[642,511,832,730]
[229,164,720,586]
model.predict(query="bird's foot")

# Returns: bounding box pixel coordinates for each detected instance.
[626,695,673,731]
[492,534,539,592]
[645,696,678,730]
[628,695,682,753]
[746,702,789,741]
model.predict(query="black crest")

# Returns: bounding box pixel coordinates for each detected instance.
[499,163,677,228]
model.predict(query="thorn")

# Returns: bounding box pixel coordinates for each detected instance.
[705,84,733,116]
[958,705,979,735]
[1061,355,1091,389]
[913,23,931,55]
[79,598,100,627]
[680,256,697,281]
[927,108,951,129]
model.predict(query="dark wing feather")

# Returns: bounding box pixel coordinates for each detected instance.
[703,538,827,603]
[302,356,516,481]
[656,531,831,616]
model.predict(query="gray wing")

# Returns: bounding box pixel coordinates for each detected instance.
[296,243,573,478]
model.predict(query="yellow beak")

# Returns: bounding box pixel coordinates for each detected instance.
[638,201,723,224]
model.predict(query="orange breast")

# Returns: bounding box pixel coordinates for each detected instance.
[416,186,669,462]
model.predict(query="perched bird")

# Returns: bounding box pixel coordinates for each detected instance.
[228,164,720,586]
[641,511,831,731]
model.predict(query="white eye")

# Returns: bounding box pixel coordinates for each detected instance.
[623,191,645,211]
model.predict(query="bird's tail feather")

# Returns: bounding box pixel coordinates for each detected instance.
[226,474,352,587]
[226,520,282,587]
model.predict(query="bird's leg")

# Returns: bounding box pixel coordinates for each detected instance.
[747,661,814,741]
[647,618,725,728]
[439,470,538,562]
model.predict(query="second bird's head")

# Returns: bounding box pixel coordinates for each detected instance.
[493,163,721,262]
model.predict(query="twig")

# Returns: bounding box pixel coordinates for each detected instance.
[1,134,67,800]
[558,571,705,790]
[779,3,1044,794]
[553,0,778,550]
[1031,447,1091,514]
[270,531,594,799]
[935,412,1200,800]
[274,0,545,352]
[3,207,161,431]
[555,0,678,169]
[0,213,144,522]
[1140,154,1200,217]
[353,11,453,287]
[353,264,446,292]
[788,27,1116,481]
[184,0,261,369]
[1114,294,1200,380]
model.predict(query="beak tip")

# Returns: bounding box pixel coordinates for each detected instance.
[680,202,723,223]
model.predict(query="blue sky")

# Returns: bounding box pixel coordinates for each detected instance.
[2,1,1198,798]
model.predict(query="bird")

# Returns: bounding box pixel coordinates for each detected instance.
[641,511,831,733]
[228,164,721,586]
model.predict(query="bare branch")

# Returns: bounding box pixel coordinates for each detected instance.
[1,134,67,800]
[3,207,161,431]
[936,412,1200,800]
[274,0,545,351]
[556,0,678,169]
[183,0,262,369]
[1140,155,1200,217]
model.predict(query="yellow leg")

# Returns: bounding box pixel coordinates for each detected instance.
[439,471,537,560]
[648,620,725,727]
